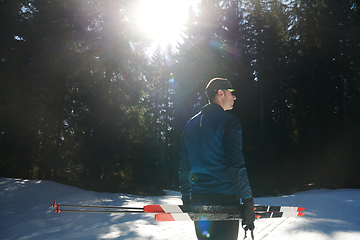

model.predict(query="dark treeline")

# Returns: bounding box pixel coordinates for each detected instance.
[1,0,359,196]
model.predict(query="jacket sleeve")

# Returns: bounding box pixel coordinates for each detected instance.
[179,131,191,196]
[223,115,252,198]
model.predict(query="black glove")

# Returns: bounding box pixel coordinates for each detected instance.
[242,197,255,231]
[181,195,191,205]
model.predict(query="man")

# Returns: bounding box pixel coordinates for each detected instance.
[179,78,255,240]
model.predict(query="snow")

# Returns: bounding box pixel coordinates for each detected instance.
[1,178,360,240]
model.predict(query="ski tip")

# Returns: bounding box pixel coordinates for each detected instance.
[55,206,61,214]
[155,213,175,221]
[255,215,261,219]
[51,200,58,208]
[297,207,305,212]
[144,205,165,213]
[297,212,305,217]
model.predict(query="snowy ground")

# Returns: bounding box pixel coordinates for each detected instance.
[0,178,359,240]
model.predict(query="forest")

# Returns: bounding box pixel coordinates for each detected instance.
[1,0,359,197]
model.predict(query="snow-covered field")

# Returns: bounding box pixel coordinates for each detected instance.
[0,177,359,240]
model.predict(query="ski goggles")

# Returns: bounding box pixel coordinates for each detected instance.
[217,88,235,93]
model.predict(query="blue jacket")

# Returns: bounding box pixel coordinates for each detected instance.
[179,103,252,198]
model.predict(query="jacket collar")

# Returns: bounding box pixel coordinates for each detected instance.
[202,103,225,112]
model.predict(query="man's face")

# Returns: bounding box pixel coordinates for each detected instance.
[223,90,236,110]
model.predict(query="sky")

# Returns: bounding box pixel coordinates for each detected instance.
[1,177,360,239]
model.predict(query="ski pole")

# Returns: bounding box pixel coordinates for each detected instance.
[51,200,144,211]
[54,206,145,214]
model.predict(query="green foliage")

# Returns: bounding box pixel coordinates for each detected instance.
[1,0,359,195]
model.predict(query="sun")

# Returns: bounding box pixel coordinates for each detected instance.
[136,0,197,50]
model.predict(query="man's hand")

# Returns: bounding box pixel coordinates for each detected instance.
[242,197,255,231]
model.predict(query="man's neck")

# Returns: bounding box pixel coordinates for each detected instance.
[212,98,224,110]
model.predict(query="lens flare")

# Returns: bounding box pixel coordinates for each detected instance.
[196,215,213,239]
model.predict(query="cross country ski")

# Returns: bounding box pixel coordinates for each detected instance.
[154,211,305,221]
[51,200,305,221]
